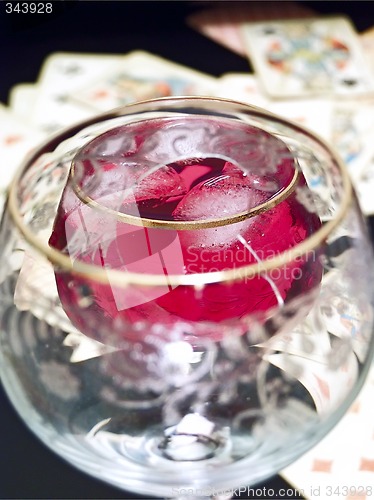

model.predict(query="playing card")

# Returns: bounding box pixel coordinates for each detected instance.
[8,83,40,123]
[281,364,374,499]
[331,97,374,182]
[361,26,374,77]
[0,104,45,191]
[353,142,374,216]
[241,17,374,98]
[268,349,358,415]
[187,1,316,57]
[217,73,333,140]
[32,52,124,133]
[32,51,218,133]
[271,97,333,141]
[217,73,270,107]
[68,50,218,112]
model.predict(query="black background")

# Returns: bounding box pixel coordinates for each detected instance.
[0,1,373,499]
[1,1,374,103]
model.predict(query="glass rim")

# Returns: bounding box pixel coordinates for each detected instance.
[70,161,301,230]
[7,96,353,287]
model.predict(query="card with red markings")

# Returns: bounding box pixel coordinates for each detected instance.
[30,52,125,133]
[0,104,44,191]
[187,1,316,57]
[68,51,218,112]
[28,51,218,134]
[240,16,374,98]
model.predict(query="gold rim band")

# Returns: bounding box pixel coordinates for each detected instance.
[7,97,353,287]
[70,162,300,230]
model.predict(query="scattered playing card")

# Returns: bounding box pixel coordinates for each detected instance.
[217,73,333,139]
[8,83,40,123]
[361,26,374,78]
[68,50,218,112]
[331,97,374,182]
[217,73,270,107]
[0,104,45,191]
[241,17,374,98]
[187,1,316,57]
[4,43,374,220]
[268,349,358,415]
[281,363,374,499]
[31,52,124,133]
[272,97,333,140]
[31,51,218,133]
[353,142,374,215]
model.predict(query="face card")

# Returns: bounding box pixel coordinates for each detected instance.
[241,16,374,98]
[68,50,218,112]
[187,1,316,57]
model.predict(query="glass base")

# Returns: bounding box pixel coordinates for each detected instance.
[0,365,369,499]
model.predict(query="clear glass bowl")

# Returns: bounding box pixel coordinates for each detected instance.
[0,97,373,498]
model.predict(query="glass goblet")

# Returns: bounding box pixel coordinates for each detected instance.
[0,97,373,499]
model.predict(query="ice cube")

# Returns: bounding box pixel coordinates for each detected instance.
[222,161,280,193]
[173,174,266,222]
[172,173,266,248]
[73,159,187,210]
[132,165,186,205]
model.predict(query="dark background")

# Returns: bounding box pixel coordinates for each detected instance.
[1,1,374,104]
[0,1,373,499]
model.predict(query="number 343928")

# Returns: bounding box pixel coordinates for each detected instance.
[5,3,53,14]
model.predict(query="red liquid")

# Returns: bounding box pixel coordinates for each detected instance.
[49,118,322,342]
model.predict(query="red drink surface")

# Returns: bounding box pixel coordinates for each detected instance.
[49,117,322,341]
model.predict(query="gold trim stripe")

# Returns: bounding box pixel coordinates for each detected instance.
[70,162,300,230]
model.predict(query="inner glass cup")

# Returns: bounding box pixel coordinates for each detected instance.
[2,97,373,498]
[46,110,324,339]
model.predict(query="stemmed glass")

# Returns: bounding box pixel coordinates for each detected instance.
[0,97,373,499]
